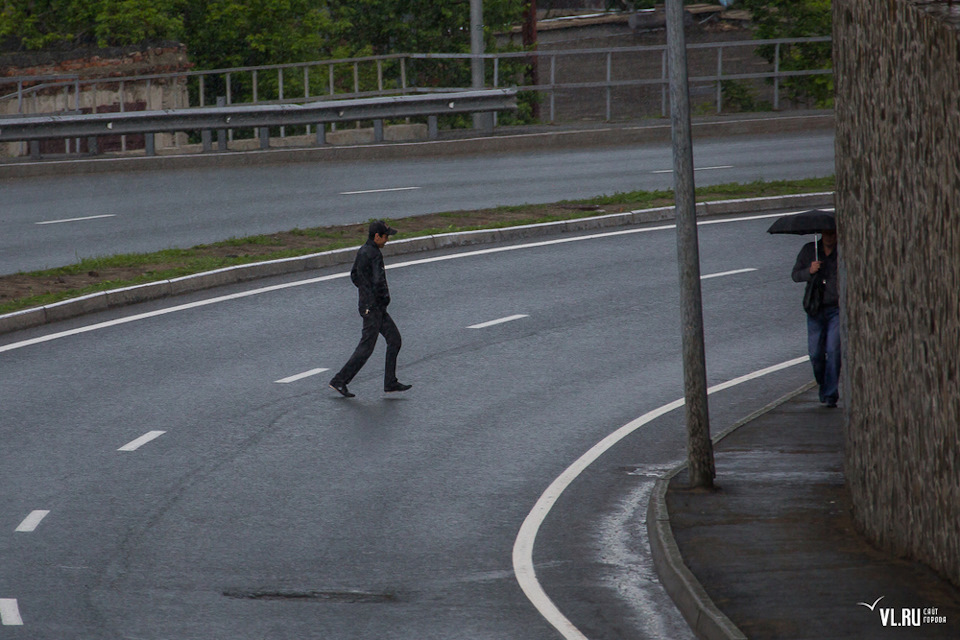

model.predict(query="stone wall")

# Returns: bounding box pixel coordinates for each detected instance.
[833,0,960,586]
[0,43,191,156]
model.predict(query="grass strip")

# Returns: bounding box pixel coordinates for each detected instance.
[0,176,833,315]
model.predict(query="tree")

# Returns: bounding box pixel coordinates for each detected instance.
[736,0,833,107]
[180,0,353,71]
[0,0,184,49]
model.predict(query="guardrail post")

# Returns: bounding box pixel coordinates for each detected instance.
[29,140,40,159]
[374,119,384,142]
[202,130,212,153]
[428,115,438,140]
[87,137,98,156]
[145,133,155,156]
[259,126,270,150]
[316,122,326,145]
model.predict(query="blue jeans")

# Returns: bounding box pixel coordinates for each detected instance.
[807,305,841,404]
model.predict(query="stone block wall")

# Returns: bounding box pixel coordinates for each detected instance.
[0,43,191,156]
[833,0,960,586]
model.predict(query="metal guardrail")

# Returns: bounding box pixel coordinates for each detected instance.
[0,37,832,115]
[0,89,517,157]
[0,36,830,158]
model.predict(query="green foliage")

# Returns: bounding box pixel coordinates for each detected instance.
[737,0,833,108]
[0,0,184,49]
[721,80,773,113]
[1,0,532,127]
[333,0,524,56]
[180,0,353,70]
[2,0,526,65]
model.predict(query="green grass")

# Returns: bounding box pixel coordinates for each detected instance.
[0,176,834,316]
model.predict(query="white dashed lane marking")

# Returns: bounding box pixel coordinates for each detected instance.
[651,165,734,174]
[35,214,116,225]
[118,430,166,452]
[15,510,49,533]
[701,268,756,280]
[0,599,23,625]
[467,314,529,329]
[340,186,421,195]
[275,367,330,384]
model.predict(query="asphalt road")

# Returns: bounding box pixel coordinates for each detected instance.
[1,129,834,275]
[1,212,814,638]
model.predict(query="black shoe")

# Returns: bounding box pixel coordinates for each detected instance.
[329,380,355,398]
[384,382,412,393]
[826,400,838,408]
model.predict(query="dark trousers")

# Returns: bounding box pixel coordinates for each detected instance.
[807,305,841,403]
[334,308,402,386]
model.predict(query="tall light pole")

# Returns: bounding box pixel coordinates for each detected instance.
[470,0,492,131]
[665,0,715,488]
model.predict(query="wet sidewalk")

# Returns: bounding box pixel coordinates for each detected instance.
[649,386,960,639]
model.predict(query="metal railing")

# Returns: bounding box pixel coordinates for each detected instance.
[0,89,517,157]
[0,36,831,156]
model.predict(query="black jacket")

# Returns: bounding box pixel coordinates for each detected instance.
[351,238,390,311]
[791,240,839,308]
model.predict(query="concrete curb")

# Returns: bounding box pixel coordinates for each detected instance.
[0,111,833,179]
[0,192,833,337]
[646,380,817,640]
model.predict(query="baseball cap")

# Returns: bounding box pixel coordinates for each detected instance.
[369,220,397,237]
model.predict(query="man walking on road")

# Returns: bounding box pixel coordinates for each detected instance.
[792,229,841,407]
[329,220,412,398]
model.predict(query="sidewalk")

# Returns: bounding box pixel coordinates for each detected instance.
[650,385,960,639]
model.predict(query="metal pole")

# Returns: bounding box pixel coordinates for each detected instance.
[305,67,311,135]
[550,54,556,122]
[279,68,285,137]
[716,46,723,114]
[665,0,715,489]
[606,51,612,121]
[661,49,667,117]
[470,0,490,130]
[774,43,781,110]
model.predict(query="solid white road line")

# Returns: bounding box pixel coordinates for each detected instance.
[340,186,421,195]
[15,510,49,533]
[467,314,529,329]
[0,209,813,356]
[512,355,809,640]
[652,165,734,174]
[35,214,116,225]
[0,599,23,625]
[275,367,330,384]
[0,272,351,355]
[118,430,166,452]
[701,268,757,280]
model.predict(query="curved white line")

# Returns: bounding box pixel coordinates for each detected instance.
[512,355,809,638]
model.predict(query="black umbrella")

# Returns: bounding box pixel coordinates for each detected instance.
[766,208,836,235]
[767,208,835,260]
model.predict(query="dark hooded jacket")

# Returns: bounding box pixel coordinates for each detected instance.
[791,239,839,308]
[351,238,390,312]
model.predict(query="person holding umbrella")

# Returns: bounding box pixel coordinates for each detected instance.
[769,209,841,408]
